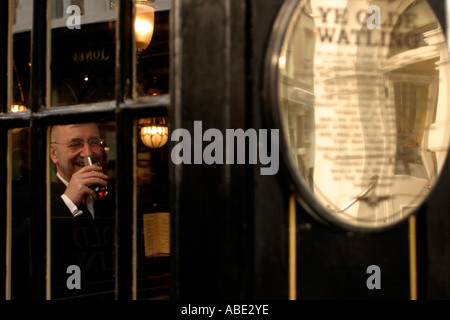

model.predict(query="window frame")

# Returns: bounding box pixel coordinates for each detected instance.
[0,0,170,300]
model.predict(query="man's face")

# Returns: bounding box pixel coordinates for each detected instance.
[50,123,103,181]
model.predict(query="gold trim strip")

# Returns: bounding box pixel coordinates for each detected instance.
[289,194,297,300]
[409,215,418,300]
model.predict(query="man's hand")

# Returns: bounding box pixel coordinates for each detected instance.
[63,165,108,206]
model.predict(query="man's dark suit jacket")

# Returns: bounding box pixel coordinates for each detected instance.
[50,178,116,300]
[10,173,116,300]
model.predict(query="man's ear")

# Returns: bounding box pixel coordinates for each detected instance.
[49,144,58,165]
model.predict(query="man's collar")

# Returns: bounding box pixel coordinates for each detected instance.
[56,172,69,186]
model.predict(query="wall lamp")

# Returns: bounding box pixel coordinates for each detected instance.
[135,0,156,52]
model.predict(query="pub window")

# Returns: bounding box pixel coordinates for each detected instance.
[7,0,33,299]
[3,0,171,300]
[9,127,31,299]
[48,121,117,299]
[11,0,32,113]
[135,117,170,299]
[50,0,117,106]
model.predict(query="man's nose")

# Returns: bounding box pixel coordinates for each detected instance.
[80,141,94,157]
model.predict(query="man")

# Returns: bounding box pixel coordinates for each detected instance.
[49,123,115,299]
[50,122,109,218]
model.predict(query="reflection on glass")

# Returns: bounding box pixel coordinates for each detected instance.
[9,128,31,299]
[49,122,116,299]
[277,0,450,228]
[135,118,170,299]
[10,0,32,113]
[50,1,118,106]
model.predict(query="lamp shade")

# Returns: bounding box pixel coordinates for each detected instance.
[135,2,155,50]
[140,117,169,148]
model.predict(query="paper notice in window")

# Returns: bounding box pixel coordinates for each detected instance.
[143,212,170,257]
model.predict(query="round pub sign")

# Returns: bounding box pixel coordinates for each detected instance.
[265,0,450,231]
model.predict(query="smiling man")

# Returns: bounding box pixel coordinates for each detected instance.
[50,122,109,218]
[49,122,116,299]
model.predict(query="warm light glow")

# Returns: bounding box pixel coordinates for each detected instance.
[135,3,155,50]
[10,104,27,113]
[135,18,153,35]
[279,55,286,69]
[140,117,169,148]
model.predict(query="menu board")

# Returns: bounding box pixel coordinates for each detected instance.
[143,212,170,257]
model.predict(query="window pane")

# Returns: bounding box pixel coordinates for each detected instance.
[135,117,170,299]
[50,0,117,106]
[135,4,169,98]
[9,128,31,299]
[10,0,33,113]
[49,122,116,299]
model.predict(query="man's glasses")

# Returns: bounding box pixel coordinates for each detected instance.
[52,137,104,153]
